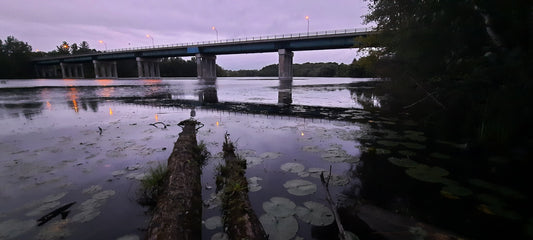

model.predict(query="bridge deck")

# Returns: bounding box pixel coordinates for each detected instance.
[34,28,375,65]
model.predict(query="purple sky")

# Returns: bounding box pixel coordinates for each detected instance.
[0,0,371,70]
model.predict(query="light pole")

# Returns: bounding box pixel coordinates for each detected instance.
[305,16,310,36]
[212,26,218,41]
[98,40,107,51]
[146,34,154,47]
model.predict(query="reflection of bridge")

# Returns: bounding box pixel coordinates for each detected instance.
[33,28,375,80]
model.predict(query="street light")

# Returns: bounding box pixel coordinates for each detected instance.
[146,34,154,47]
[98,40,107,51]
[212,26,218,41]
[305,16,310,36]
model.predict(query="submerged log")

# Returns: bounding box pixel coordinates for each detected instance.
[218,134,267,240]
[147,119,204,240]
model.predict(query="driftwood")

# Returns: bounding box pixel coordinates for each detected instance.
[321,166,350,240]
[146,119,203,240]
[218,134,267,240]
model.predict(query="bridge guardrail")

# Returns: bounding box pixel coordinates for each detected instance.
[102,27,374,53]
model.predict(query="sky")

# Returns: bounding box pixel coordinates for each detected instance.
[0,0,371,70]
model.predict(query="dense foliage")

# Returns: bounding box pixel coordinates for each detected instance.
[226,57,377,78]
[0,36,34,78]
[364,0,532,148]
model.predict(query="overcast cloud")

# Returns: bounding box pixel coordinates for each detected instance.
[0,0,371,70]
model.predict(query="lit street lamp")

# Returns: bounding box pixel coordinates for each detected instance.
[305,16,310,36]
[212,26,218,41]
[146,34,154,47]
[98,40,107,51]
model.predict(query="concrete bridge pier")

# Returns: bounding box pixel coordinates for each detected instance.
[196,54,216,80]
[60,63,85,79]
[93,60,118,79]
[278,49,293,81]
[136,57,161,78]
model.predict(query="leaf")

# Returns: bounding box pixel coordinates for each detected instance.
[280,162,305,173]
[283,179,317,196]
[295,201,334,226]
[262,197,296,217]
[204,216,223,230]
[259,214,298,240]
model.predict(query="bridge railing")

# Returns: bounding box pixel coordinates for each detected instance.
[104,27,374,53]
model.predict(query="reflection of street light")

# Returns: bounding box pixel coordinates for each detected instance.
[62,44,69,49]
[146,34,154,47]
[98,40,107,51]
[212,26,218,41]
[305,16,310,35]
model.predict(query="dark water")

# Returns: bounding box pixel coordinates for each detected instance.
[0,77,530,240]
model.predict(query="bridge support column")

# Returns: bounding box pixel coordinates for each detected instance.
[136,57,161,78]
[60,63,85,79]
[278,49,293,81]
[35,65,61,78]
[93,60,118,79]
[195,54,216,80]
[198,79,218,104]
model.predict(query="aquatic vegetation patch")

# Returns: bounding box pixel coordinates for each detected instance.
[245,157,263,167]
[320,146,357,163]
[247,177,263,192]
[116,234,140,240]
[400,142,426,150]
[430,152,451,160]
[441,184,472,197]
[476,193,521,220]
[138,164,168,207]
[204,216,223,230]
[295,201,334,226]
[405,164,449,183]
[283,179,317,196]
[82,185,102,195]
[307,168,327,178]
[375,148,391,155]
[376,140,399,147]
[0,219,35,239]
[259,152,282,160]
[37,220,71,240]
[262,197,296,218]
[398,150,417,157]
[280,162,305,173]
[329,175,350,186]
[469,178,526,199]
[301,145,320,152]
[259,214,298,240]
[211,232,229,240]
[388,157,419,168]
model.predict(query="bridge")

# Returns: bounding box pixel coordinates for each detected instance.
[33,28,375,80]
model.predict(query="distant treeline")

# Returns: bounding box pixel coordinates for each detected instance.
[225,57,377,78]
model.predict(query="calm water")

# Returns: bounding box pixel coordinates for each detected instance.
[0,77,530,240]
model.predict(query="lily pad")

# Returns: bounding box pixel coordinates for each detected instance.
[259,214,298,240]
[42,192,68,203]
[82,185,102,194]
[237,149,256,157]
[398,150,416,157]
[280,163,305,173]
[469,179,526,199]
[211,232,229,240]
[376,140,399,147]
[204,216,223,230]
[430,152,451,160]
[248,177,263,192]
[0,219,35,239]
[375,148,391,155]
[71,209,101,223]
[307,168,327,178]
[245,157,263,167]
[116,234,140,240]
[263,197,296,217]
[329,175,350,186]
[259,152,281,159]
[26,201,61,217]
[92,190,116,200]
[297,171,310,178]
[400,142,426,150]
[295,201,334,226]
[301,145,320,152]
[283,179,317,196]
[441,184,472,197]
[388,157,418,168]
[405,164,449,183]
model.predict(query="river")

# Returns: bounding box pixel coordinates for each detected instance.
[0,77,530,240]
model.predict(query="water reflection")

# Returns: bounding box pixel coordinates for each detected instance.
[198,79,218,104]
[278,80,293,105]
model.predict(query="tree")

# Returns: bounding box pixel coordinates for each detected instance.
[0,36,33,78]
[364,0,532,146]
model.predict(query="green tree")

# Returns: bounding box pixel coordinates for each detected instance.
[0,36,34,78]
[364,0,532,146]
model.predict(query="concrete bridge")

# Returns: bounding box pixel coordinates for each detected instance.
[33,28,375,80]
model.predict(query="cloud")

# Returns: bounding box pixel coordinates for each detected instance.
[0,0,370,69]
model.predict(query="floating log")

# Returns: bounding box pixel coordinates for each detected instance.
[146,119,204,240]
[218,134,267,240]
